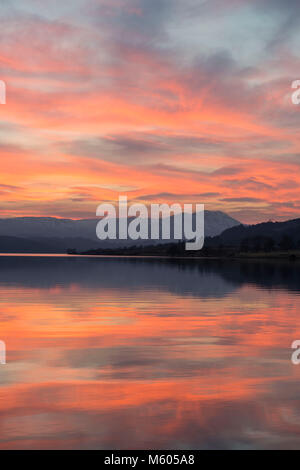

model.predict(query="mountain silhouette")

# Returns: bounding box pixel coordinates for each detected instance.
[0,211,239,253]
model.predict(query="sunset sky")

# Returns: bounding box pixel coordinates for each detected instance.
[0,0,300,223]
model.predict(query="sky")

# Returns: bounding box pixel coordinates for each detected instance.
[0,0,300,223]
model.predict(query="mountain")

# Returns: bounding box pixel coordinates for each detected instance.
[1,215,298,255]
[0,236,55,253]
[203,211,239,236]
[206,218,300,249]
[0,211,240,253]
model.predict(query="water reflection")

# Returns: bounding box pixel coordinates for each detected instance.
[0,256,300,449]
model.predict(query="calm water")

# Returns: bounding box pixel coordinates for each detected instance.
[0,255,300,449]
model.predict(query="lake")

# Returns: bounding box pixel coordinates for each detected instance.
[0,255,300,449]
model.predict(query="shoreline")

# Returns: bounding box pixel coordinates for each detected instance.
[0,251,299,261]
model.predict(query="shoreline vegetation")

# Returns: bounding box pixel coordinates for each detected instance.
[73,242,300,261]
[0,217,299,260]
[70,217,300,261]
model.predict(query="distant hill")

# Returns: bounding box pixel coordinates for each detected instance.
[0,236,102,254]
[0,211,239,253]
[206,218,300,249]
[83,217,300,258]
[0,236,54,253]
[1,216,299,256]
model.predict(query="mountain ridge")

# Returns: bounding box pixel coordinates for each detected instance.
[0,211,240,253]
